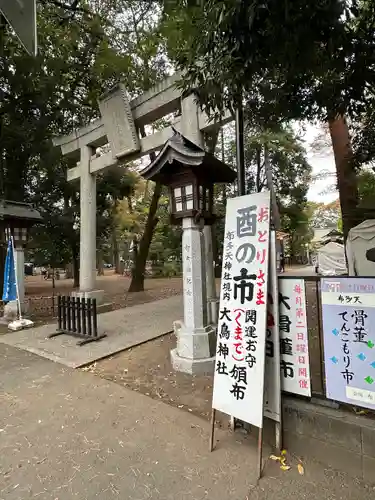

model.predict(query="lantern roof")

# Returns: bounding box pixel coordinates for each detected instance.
[0,200,42,224]
[140,130,236,184]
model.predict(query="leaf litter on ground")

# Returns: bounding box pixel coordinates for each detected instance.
[268,449,303,473]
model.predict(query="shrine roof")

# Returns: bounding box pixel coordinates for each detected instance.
[0,200,42,223]
[140,130,236,184]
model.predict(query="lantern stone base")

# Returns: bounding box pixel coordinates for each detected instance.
[0,300,18,324]
[71,289,104,304]
[171,321,216,375]
[171,348,215,375]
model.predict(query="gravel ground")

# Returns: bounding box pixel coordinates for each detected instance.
[1,343,374,500]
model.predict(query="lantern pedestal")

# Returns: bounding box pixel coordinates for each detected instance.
[171,217,216,375]
[203,224,218,325]
[170,325,216,375]
[71,289,104,303]
[0,301,18,324]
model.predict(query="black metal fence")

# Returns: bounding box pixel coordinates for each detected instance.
[49,296,106,346]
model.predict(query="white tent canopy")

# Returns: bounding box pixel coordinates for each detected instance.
[346,220,375,276]
[317,242,347,276]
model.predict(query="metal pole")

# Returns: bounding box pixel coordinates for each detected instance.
[57,295,62,330]
[257,306,268,482]
[92,298,98,337]
[81,298,86,336]
[270,231,283,452]
[62,296,66,330]
[66,296,71,331]
[11,237,23,320]
[76,297,81,334]
[264,145,280,230]
[316,279,326,395]
[87,298,92,336]
[235,99,245,196]
[71,297,76,332]
[257,426,264,481]
[209,408,216,452]
[0,15,6,199]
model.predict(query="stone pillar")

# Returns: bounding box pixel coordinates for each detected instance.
[181,92,203,147]
[181,92,218,325]
[76,146,104,303]
[203,225,218,325]
[171,217,216,375]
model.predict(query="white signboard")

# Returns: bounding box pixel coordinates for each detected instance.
[264,231,281,422]
[322,278,375,410]
[278,278,311,397]
[212,191,271,428]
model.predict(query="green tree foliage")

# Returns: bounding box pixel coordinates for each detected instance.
[116,174,182,277]
[213,124,312,261]
[357,169,375,210]
[309,170,375,234]
[308,200,341,229]
[161,1,374,121]
[160,0,375,238]
[1,1,168,288]
[244,126,312,259]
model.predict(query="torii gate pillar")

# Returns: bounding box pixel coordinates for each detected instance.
[77,145,100,298]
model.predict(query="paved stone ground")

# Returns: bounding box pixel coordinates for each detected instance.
[1,344,374,500]
[0,296,183,368]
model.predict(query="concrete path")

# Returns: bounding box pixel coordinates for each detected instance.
[1,344,374,500]
[0,344,263,500]
[0,296,183,368]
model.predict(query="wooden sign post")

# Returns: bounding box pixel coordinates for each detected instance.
[264,230,282,452]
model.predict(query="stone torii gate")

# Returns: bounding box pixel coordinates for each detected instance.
[53,74,230,324]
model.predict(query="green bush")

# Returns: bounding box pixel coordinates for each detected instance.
[151,261,182,277]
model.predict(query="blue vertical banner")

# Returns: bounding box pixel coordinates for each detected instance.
[322,278,375,410]
[2,239,17,302]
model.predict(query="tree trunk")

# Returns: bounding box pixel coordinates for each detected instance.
[97,249,104,276]
[131,236,138,269]
[221,127,227,204]
[128,126,160,293]
[72,244,79,288]
[65,263,73,279]
[112,230,120,273]
[256,146,262,193]
[328,115,359,240]
[128,182,162,292]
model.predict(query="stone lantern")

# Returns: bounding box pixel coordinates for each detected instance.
[168,172,214,224]
[140,131,236,375]
[0,200,42,302]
